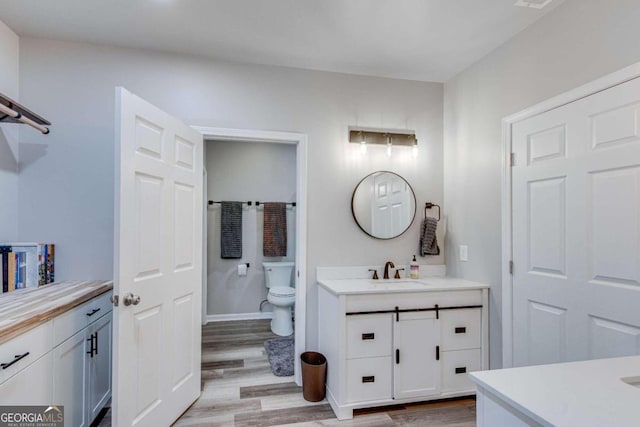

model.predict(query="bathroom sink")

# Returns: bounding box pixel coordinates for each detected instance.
[621,376,640,388]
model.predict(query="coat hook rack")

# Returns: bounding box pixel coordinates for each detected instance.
[424,202,441,221]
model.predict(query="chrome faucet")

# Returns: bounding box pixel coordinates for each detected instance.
[383,261,395,279]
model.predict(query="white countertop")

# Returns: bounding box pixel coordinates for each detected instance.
[318,276,489,295]
[470,356,640,427]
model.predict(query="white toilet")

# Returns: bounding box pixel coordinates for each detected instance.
[263,261,295,336]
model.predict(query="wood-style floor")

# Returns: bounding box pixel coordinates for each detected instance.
[172,319,476,427]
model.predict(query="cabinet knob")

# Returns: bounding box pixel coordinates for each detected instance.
[123,293,141,306]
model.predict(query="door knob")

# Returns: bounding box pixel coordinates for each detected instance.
[123,293,141,306]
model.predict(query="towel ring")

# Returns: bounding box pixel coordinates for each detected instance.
[424,202,440,221]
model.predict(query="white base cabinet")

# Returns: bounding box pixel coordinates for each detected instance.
[318,287,489,420]
[0,351,53,404]
[0,290,112,427]
[53,291,113,427]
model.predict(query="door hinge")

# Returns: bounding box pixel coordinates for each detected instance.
[110,295,119,307]
[509,261,514,275]
[510,153,515,167]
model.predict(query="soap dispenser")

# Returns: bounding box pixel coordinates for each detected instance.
[410,255,419,279]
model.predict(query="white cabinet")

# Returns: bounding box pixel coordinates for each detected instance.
[0,351,53,404]
[318,287,489,420]
[53,328,89,427]
[345,314,393,403]
[0,321,54,405]
[87,314,112,422]
[53,292,113,427]
[394,311,440,400]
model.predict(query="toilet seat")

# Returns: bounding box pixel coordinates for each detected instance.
[269,286,295,297]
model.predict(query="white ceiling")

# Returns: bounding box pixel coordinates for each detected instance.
[0,0,564,82]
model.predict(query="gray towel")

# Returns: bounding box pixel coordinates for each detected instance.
[263,202,287,257]
[221,201,243,259]
[420,217,440,256]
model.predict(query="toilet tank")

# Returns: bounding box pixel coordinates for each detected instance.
[262,262,295,288]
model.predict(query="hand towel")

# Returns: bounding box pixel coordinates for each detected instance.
[221,201,243,259]
[420,217,440,256]
[263,202,287,257]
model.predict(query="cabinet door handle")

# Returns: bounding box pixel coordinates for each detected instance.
[436,345,440,361]
[1,352,30,370]
[362,376,375,383]
[87,334,95,358]
[94,331,99,356]
[361,333,375,340]
[86,308,101,317]
[396,349,400,364]
[455,327,466,334]
[455,367,467,374]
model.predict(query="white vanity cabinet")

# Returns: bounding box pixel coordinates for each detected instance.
[318,278,489,420]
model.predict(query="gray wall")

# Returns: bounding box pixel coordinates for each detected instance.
[0,20,19,242]
[16,38,444,349]
[443,0,640,369]
[206,140,296,316]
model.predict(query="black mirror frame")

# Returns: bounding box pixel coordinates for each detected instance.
[351,170,417,240]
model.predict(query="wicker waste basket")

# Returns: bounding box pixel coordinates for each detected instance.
[300,351,327,402]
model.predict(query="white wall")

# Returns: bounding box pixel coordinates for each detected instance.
[17,38,444,348]
[205,140,296,316]
[0,19,19,242]
[443,0,640,369]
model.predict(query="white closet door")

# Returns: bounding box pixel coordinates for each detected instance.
[114,88,203,426]
[512,77,640,367]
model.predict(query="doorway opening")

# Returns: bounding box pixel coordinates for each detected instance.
[194,126,307,385]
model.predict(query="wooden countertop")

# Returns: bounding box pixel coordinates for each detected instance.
[0,280,113,345]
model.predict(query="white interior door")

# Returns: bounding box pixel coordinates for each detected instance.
[114,87,203,426]
[372,173,411,238]
[512,77,640,367]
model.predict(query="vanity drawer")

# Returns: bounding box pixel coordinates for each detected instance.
[0,321,53,385]
[441,349,481,392]
[53,291,113,344]
[346,357,392,403]
[346,314,392,359]
[441,308,481,351]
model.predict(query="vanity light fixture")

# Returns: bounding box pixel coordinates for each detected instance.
[360,131,367,154]
[348,127,417,157]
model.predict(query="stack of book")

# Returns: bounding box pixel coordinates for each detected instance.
[0,243,55,293]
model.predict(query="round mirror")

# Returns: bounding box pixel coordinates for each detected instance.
[351,171,417,239]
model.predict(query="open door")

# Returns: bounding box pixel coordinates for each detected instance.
[113,88,203,426]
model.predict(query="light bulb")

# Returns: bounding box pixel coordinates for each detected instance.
[387,143,392,157]
[360,141,367,154]
[412,143,418,158]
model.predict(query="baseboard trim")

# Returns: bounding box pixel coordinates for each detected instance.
[205,312,273,323]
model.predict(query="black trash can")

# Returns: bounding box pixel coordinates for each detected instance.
[300,351,327,402]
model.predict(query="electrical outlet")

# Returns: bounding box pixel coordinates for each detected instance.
[459,245,468,262]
